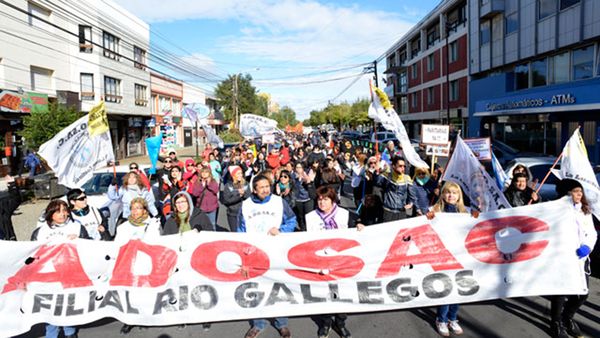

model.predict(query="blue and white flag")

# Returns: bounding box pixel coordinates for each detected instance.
[181,103,210,124]
[491,151,509,190]
[239,114,280,138]
[201,124,224,149]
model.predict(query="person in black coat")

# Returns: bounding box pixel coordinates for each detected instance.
[220,165,251,232]
[503,173,541,207]
[163,191,213,235]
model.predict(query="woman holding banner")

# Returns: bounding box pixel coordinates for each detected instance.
[305,185,364,338]
[427,182,479,337]
[31,199,90,338]
[549,179,597,338]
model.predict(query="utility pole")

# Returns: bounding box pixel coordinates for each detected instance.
[233,74,239,129]
[373,60,379,88]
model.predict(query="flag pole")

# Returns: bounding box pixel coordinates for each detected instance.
[527,151,563,204]
[112,161,118,192]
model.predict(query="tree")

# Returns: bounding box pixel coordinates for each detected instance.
[214,73,258,122]
[19,102,82,150]
[271,105,298,128]
[255,93,270,116]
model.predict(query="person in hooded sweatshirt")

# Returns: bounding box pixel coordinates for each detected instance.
[503,172,541,207]
[163,191,213,234]
[31,199,90,338]
[67,188,110,240]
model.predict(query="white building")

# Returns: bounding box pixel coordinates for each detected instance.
[0,0,151,160]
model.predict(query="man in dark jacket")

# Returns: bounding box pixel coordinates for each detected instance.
[374,156,416,221]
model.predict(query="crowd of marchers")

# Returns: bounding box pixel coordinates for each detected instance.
[30,130,596,338]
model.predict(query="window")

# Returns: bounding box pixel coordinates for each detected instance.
[28,2,51,28]
[398,71,407,92]
[412,64,418,79]
[560,0,580,10]
[30,66,53,92]
[531,59,547,87]
[135,84,147,106]
[400,97,408,114]
[427,26,439,48]
[411,38,420,57]
[539,0,557,20]
[505,13,518,35]
[78,25,92,53]
[411,93,418,108]
[427,87,434,105]
[550,52,570,83]
[449,80,459,101]
[515,64,529,89]
[572,45,594,80]
[449,41,458,63]
[102,31,120,60]
[80,73,94,100]
[480,21,491,45]
[427,54,435,72]
[399,50,407,64]
[104,76,121,103]
[133,46,146,70]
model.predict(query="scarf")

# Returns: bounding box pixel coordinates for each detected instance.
[416,176,430,185]
[127,185,142,195]
[128,214,149,227]
[177,211,191,233]
[278,182,290,191]
[390,171,407,184]
[72,205,89,217]
[315,203,339,230]
[444,204,459,213]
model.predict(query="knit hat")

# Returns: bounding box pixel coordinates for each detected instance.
[185,158,195,167]
[229,165,242,178]
[556,178,583,197]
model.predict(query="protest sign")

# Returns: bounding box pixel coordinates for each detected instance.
[463,137,492,161]
[421,124,449,145]
[0,199,585,336]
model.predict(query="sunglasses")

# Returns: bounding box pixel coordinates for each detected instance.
[74,196,87,201]
[129,166,138,170]
[281,175,289,178]
[187,164,194,167]
[164,160,172,163]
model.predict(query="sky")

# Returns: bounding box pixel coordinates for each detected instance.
[113,0,441,120]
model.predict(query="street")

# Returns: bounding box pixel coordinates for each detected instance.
[9,146,600,338]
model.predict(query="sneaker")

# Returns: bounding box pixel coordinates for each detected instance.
[244,327,262,338]
[176,324,186,331]
[436,321,450,337]
[562,318,583,338]
[550,321,569,338]
[317,325,331,338]
[333,325,352,338]
[202,323,212,331]
[448,320,463,335]
[120,324,134,335]
[278,326,292,338]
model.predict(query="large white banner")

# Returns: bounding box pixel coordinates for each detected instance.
[239,114,280,138]
[0,199,586,336]
[39,115,114,188]
[443,135,511,211]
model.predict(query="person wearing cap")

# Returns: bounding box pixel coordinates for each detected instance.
[221,165,251,232]
[373,155,416,221]
[182,158,197,182]
[549,179,597,338]
[238,173,296,338]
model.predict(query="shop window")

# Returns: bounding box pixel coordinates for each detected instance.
[572,45,594,80]
[550,52,570,83]
[560,0,580,10]
[531,59,547,87]
[480,21,491,45]
[539,0,557,20]
[514,64,529,90]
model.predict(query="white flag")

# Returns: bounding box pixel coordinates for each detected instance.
[555,128,600,218]
[368,82,428,168]
[38,115,115,188]
[443,135,511,211]
[239,113,279,138]
[201,123,224,148]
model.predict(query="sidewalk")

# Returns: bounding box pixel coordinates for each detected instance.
[117,145,203,166]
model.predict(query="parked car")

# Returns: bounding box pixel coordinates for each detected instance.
[504,157,559,201]
[371,131,397,144]
[340,130,364,140]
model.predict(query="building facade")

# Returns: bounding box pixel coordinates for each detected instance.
[150,72,183,153]
[0,0,152,163]
[468,0,600,162]
[384,0,468,138]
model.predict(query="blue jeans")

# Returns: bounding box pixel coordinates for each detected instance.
[250,317,288,331]
[205,211,217,230]
[437,304,459,322]
[46,324,76,338]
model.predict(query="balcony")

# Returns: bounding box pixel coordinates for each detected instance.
[480,0,504,19]
[384,64,406,75]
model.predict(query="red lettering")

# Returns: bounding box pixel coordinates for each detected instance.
[110,240,177,287]
[2,244,92,294]
[376,224,463,278]
[191,240,270,282]
[285,239,364,281]
[465,216,549,264]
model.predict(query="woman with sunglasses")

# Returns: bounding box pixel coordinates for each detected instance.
[67,188,109,240]
[221,165,251,232]
[275,169,296,209]
[305,186,364,338]
[160,166,188,216]
[128,162,151,190]
[31,199,90,338]
[190,166,219,230]
[108,171,158,220]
